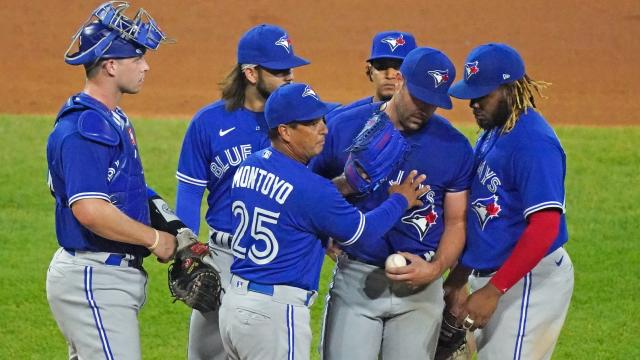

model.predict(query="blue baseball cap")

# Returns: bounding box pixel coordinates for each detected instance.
[448,43,525,99]
[265,83,339,129]
[399,47,456,109]
[368,31,417,61]
[237,24,310,70]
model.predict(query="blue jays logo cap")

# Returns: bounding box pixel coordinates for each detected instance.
[237,24,310,70]
[448,43,525,100]
[399,47,456,109]
[368,31,417,61]
[265,83,339,129]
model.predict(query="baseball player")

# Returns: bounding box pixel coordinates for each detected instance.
[175,24,309,360]
[314,47,475,360]
[327,31,417,120]
[218,83,429,360]
[445,43,574,360]
[46,2,175,359]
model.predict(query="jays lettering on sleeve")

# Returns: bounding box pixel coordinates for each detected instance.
[176,101,269,233]
[229,147,406,291]
[461,110,569,270]
[312,103,474,266]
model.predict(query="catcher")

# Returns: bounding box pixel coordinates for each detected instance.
[148,189,222,313]
[311,47,475,360]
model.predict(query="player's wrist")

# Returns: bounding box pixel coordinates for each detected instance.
[147,229,160,250]
[486,279,506,296]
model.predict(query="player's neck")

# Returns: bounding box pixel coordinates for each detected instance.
[382,99,402,130]
[83,81,122,111]
[243,87,266,112]
[272,141,310,165]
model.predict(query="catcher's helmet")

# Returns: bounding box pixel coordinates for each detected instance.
[65,1,172,66]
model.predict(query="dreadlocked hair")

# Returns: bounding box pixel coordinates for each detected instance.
[501,74,551,133]
[219,64,249,112]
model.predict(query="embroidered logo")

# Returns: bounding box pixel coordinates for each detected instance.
[465,61,480,80]
[275,35,292,53]
[381,34,406,52]
[471,195,502,230]
[427,69,450,88]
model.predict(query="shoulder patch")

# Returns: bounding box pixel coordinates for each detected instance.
[78,110,120,146]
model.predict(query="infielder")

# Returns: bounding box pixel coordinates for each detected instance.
[219,83,429,360]
[175,24,309,360]
[46,2,175,359]
[314,47,475,359]
[445,43,574,360]
[327,31,417,120]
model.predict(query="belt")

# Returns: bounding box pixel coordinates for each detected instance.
[209,226,233,250]
[64,248,143,269]
[471,268,498,277]
[230,275,317,307]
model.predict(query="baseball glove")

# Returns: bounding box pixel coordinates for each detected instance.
[168,229,223,313]
[344,111,409,194]
[435,311,468,360]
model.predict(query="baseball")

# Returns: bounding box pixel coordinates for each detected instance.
[385,254,407,269]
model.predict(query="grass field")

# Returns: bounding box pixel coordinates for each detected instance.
[0,115,638,359]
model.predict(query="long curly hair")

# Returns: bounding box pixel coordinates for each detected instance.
[501,74,551,133]
[219,65,249,112]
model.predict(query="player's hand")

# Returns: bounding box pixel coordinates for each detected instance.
[385,252,443,288]
[388,170,429,209]
[458,282,502,331]
[325,238,343,262]
[152,231,177,263]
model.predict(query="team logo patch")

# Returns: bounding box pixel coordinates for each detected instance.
[127,127,136,146]
[381,34,406,52]
[427,69,450,88]
[275,35,292,53]
[302,85,319,100]
[465,61,480,80]
[402,204,438,241]
[471,195,501,230]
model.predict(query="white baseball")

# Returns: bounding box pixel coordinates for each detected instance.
[385,254,407,269]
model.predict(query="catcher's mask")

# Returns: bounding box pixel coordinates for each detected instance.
[64,1,173,66]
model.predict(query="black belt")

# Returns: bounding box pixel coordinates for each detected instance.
[64,248,144,270]
[345,253,385,268]
[471,268,498,277]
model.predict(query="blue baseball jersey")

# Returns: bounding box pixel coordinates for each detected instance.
[461,109,568,270]
[230,147,407,291]
[325,96,373,123]
[176,100,270,233]
[46,93,150,256]
[312,102,474,266]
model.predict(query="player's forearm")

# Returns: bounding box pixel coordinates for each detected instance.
[331,174,358,196]
[432,219,466,276]
[72,198,159,248]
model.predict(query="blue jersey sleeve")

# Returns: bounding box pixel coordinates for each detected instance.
[176,116,210,187]
[512,140,566,218]
[307,182,407,247]
[175,181,206,234]
[447,141,474,192]
[62,133,114,205]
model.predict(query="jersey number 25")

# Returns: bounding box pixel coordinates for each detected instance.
[231,200,280,265]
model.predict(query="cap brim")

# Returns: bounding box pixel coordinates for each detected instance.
[260,55,310,70]
[448,80,499,100]
[406,82,453,110]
